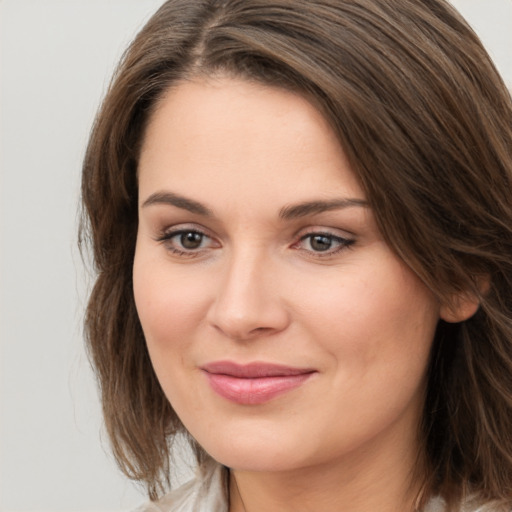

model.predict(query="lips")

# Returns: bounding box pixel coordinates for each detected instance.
[201,361,316,405]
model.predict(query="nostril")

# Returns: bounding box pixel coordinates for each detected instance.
[247,326,273,337]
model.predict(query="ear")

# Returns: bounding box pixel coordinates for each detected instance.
[440,276,489,323]
[440,293,480,323]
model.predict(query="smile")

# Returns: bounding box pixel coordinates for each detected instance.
[201,361,317,405]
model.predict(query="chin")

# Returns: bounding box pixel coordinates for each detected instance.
[192,422,308,472]
[209,447,302,473]
[201,428,340,475]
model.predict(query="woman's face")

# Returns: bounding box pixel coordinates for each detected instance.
[134,77,441,474]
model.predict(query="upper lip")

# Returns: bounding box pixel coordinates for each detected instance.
[201,361,316,378]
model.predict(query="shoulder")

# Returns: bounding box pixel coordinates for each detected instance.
[425,496,511,512]
[133,460,228,512]
[464,502,512,512]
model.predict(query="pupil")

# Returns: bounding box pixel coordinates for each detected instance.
[311,235,332,251]
[181,232,202,249]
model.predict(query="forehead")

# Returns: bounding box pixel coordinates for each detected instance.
[138,77,364,208]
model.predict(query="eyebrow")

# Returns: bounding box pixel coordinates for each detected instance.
[279,198,369,219]
[141,191,213,216]
[141,191,368,219]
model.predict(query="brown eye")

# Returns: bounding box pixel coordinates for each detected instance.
[180,231,204,249]
[309,235,334,252]
[158,228,216,256]
[295,232,354,256]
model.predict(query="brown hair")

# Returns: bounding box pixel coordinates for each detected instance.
[80,0,512,508]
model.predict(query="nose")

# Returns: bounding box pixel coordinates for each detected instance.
[206,249,291,341]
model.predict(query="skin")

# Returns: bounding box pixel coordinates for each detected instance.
[133,76,462,512]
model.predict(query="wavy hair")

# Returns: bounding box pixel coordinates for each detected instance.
[80,0,512,508]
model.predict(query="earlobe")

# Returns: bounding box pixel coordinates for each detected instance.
[440,276,489,323]
[440,294,481,323]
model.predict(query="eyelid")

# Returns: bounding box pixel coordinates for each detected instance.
[156,222,215,239]
[294,225,356,242]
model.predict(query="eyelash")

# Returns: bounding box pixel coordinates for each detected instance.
[156,228,355,259]
[156,228,216,258]
[294,231,355,257]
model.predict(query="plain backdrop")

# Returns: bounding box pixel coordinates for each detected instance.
[1,1,511,511]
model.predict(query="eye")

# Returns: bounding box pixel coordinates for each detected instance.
[157,227,218,257]
[295,232,354,255]
[179,231,205,250]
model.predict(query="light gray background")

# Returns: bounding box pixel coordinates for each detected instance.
[1,1,511,511]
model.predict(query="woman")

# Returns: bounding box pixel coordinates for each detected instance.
[80,1,512,511]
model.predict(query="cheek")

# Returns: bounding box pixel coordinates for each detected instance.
[132,249,214,416]
[132,249,210,355]
[291,259,439,449]
[295,255,439,373]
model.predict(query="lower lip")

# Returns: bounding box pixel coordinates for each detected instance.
[203,372,314,405]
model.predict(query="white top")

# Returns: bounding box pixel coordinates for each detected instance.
[133,460,501,512]
[134,460,228,512]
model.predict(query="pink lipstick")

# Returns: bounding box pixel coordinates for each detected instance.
[201,361,316,405]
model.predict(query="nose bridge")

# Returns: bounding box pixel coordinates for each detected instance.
[207,243,289,340]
